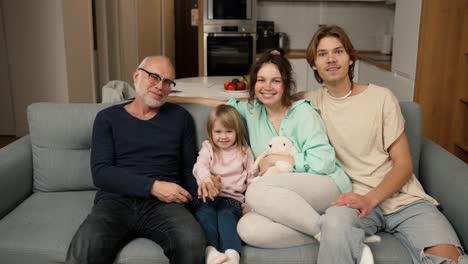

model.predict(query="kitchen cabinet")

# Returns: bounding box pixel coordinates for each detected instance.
[290,58,322,92]
[290,59,309,92]
[392,0,421,80]
[414,0,468,162]
[356,0,420,102]
[359,60,413,101]
[464,8,468,54]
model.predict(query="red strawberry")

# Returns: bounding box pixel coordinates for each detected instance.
[236,82,246,90]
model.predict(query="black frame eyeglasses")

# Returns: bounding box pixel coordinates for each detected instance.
[137,68,176,88]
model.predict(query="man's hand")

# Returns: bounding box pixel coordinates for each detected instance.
[198,176,222,202]
[151,181,193,203]
[331,192,379,218]
[258,154,294,176]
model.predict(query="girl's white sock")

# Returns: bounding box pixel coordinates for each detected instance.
[225,249,240,264]
[206,246,228,264]
[314,232,321,242]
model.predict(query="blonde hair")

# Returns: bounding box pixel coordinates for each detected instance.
[206,105,250,156]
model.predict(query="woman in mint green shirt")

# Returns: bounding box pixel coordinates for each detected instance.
[169,49,351,248]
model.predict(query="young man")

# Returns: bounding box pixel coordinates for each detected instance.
[66,56,206,264]
[298,25,466,264]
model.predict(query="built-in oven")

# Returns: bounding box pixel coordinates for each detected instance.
[204,25,255,76]
[204,0,256,27]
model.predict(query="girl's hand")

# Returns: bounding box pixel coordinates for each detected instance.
[241,202,252,215]
[258,154,294,176]
[198,176,221,202]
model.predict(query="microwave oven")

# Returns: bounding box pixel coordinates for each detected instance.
[203,0,256,27]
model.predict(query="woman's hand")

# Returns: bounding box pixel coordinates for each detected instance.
[197,175,222,202]
[258,154,294,176]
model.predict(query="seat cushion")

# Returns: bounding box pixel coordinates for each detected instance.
[0,191,413,264]
[241,232,412,264]
[0,191,168,264]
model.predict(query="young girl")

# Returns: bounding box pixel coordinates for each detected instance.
[193,104,255,264]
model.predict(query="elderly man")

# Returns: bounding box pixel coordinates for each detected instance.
[66,56,206,264]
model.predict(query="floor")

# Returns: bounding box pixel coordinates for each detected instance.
[0,136,16,148]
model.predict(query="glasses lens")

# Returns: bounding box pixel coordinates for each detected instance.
[149,73,162,84]
[163,80,175,88]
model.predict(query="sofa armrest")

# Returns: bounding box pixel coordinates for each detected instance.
[419,138,468,249]
[0,136,33,219]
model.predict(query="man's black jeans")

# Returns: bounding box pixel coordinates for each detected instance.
[66,196,206,264]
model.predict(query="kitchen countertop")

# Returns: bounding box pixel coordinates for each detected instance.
[257,49,392,71]
[356,50,392,71]
[170,76,249,100]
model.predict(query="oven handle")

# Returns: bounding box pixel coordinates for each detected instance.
[209,33,255,37]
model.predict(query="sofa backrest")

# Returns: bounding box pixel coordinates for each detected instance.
[28,103,111,192]
[27,102,212,192]
[399,102,422,177]
[27,101,421,192]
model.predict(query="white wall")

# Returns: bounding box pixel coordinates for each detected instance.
[94,0,175,92]
[257,1,395,51]
[1,0,96,136]
[2,0,69,136]
[63,1,97,103]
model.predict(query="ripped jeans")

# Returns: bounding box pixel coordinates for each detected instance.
[318,200,467,264]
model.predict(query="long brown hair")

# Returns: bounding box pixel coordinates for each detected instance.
[206,105,250,156]
[247,49,295,107]
[306,25,357,84]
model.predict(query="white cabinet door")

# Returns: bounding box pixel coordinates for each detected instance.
[290,59,310,93]
[392,0,421,80]
[306,64,323,91]
[290,58,324,92]
[359,60,414,101]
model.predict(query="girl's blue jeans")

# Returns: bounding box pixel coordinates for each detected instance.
[195,196,242,253]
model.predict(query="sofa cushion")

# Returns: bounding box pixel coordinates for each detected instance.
[0,191,412,264]
[0,191,169,264]
[27,103,112,192]
[242,232,412,264]
[399,102,422,177]
[179,103,212,148]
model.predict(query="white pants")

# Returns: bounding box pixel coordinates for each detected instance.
[237,173,340,248]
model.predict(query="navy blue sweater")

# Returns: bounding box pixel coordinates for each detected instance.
[91,102,198,202]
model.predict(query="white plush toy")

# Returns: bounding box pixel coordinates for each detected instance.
[252,136,298,177]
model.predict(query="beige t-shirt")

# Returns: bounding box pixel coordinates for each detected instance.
[303,84,438,214]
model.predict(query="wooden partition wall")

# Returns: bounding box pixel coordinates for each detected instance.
[415,0,468,162]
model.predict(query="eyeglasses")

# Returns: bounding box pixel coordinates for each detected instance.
[137,68,176,88]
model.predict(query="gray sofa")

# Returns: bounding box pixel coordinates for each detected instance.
[0,102,466,264]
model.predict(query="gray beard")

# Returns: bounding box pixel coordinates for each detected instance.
[135,83,166,108]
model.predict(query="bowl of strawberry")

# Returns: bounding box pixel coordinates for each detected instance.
[224,78,247,92]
